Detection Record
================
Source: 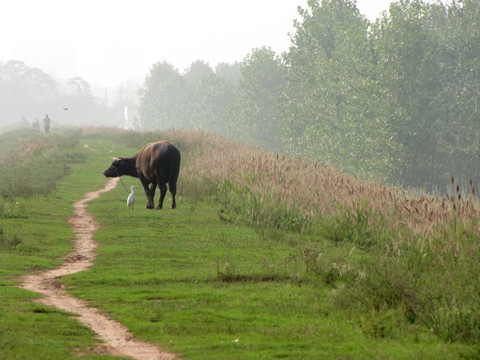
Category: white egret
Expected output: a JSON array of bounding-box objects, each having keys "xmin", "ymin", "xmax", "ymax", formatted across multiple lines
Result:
[{"xmin": 127, "ymin": 186, "xmax": 135, "ymax": 210}]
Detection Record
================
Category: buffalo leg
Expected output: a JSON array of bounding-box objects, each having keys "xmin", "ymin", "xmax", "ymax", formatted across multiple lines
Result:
[
  {"xmin": 149, "ymin": 183, "xmax": 157, "ymax": 206},
  {"xmin": 157, "ymin": 183, "xmax": 167, "ymax": 209},
  {"xmin": 169, "ymin": 183, "xmax": 177, "ymax": 209},
  {"xmin": 139, "ymin": 176, "xmax": 154, "ymax": 209}
]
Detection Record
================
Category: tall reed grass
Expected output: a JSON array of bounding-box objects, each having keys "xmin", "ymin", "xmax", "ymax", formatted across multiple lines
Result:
[{"xmin": 169, "ymin": 130, "xmax": 479, "ymax": 245}]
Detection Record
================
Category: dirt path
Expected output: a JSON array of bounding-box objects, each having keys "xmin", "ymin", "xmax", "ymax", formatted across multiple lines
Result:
[{"xmin": 20, "ymin": 178, "xmax": 176, "ymax": 360}]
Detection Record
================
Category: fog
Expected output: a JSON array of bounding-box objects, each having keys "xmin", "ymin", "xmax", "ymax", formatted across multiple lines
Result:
[
  {"xmin": 0, "ymin": 1, "xmax": 393, "ymax": 130},
  {"xmin": 0, "ymin": 60, "xmax": 140, "ymax": 130},
  {"xmin": 10, "ymin": 0, "xmax": 473, "ymax": 193}
]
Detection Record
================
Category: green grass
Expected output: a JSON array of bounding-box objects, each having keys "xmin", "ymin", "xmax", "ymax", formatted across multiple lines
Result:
[
  {"xmin": 66, "ymin": 186, "xmax": 474, "ymax": 359},
  {"xmin": 0, "ymin": 127, "xmax": 478, "ymax": 359},
  {"xmin": 0, "ymin": 129, "xmax": 129, "ymax": 359}
]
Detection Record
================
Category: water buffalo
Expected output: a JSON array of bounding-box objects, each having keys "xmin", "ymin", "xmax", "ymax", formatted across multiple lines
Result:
[{"xmin": 103, "ymin": 141, "xmax": 181, "ymax": 209}]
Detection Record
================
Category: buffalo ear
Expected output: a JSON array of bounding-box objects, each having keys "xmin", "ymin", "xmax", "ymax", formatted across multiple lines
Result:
[{"xmin": 112, "ymin": 157, "xmax": 125, "ymax": 166}]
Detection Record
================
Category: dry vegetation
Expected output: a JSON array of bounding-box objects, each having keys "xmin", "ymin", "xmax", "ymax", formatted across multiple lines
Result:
[
  {"xmin": 173, "ymin": 129, "xmax": 480, "ymax": 245},
  {"xmin": 153, "ymin": 129, "xmax": 479, "ymax": 344}
]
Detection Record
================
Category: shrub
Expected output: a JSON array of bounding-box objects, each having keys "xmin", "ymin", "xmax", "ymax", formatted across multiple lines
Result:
[
  {"xmin": 0, "ymin": 227, "xmax": 22, "ymax": 249},
  {"xmin": 0, "ymin": 128, "xmax": 83, "ymax": 197}
]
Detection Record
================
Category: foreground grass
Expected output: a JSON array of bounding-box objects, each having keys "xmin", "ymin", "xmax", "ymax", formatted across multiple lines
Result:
[
  {"xmin": 69, "ymin": 130, "xmax": 476, "ymax": 359},
  {"xmin": 70, "ymin": 189, "xmax": 473, "ymax": 359},
  {"xmin": 0, "ymin": 127, "xmax": 478, "ymax": 359},
  {"xmin": 0, "ymin": 129, "xmax": 128, "ymax": 359}
]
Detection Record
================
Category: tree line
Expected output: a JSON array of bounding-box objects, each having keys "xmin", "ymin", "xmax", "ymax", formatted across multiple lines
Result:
[{"xmin": 139, "ymin": 0, "xmax": 480, "ymax": 192}]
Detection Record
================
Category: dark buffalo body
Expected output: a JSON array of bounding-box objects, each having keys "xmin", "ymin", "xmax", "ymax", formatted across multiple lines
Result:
[{"xmin": 103, "ymin": 141, "xmax": 181, "ymax": 209}]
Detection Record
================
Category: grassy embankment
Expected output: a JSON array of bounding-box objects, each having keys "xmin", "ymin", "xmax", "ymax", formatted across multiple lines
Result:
[
  {"xmin": 0, "ymin": 127, "xmax": 123, "ymax": 359},
  {"xmin": 0, "ymin": 126, "xmax": 479, "ymax": 359}
]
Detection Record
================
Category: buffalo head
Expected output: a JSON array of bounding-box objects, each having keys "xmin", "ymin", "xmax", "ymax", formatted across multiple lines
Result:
[{"xmin": 103, "ymin": 157, "xmax": 137, "ymax": 177}]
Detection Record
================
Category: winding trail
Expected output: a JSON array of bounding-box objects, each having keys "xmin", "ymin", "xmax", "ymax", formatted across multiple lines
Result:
[{"xmin": 20, "ymin": 178, "xmax": 176, "ymax": 360}]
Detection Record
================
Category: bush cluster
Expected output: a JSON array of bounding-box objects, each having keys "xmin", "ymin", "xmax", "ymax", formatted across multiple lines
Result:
[{"xmin": 0, "ymin": 127, "xmax": 84, "ymax": 197}]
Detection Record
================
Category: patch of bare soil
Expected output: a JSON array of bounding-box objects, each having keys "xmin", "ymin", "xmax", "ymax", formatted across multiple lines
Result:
[{"xmin": 19, "ymin": 178, "xmax": 176, "ymax": 360}]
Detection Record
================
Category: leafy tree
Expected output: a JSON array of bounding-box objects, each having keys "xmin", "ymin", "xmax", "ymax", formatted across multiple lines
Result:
[
  {"xmin": 183, "ymin": 60, "xmax": 214, "ymax": 129},
  {"xmin": 215, "ymin": 62, "xmax": 242, "ymax": 86},
  {"xmin": 228, "ymin": 47, "xmax": 284, "ymax": 151},
  {"xmin": 138, "ymin": 61, "xmax": 187, "ymax": 130},
  {"xmin": 190, "ymin": 74, "xmax": 235, "ymax": 134},
  {"xmin": 280, "ymin": 0, "xmax": 385, "ymax": 178},
  {"xmin": 184, "ymin": 61, "xmax": 239, "ymax": 134},
  {"xmin": 139, "ymin": 60, "xmax": 237, "ymax": 133},
  {"xmin": 441, "ymin": 0, "xmax": 480, "ymax": 190},
  {"xmin": 67, "ymin": 76, "xmax": 92, "ymax": 96},
  {"xmin": 0, "ymin": 60, "xmax": 58, "ymax": 125},
  {"xmin": 371, "ymin": 0, "xmax": 449, "ymax": 188},
  {"xmin": 183, "ymin": 60, "xmax": 213, "ymax": 84},
  {"xmin": 59, "ymin": 76, "xmax": 107, "ymax": 125}
]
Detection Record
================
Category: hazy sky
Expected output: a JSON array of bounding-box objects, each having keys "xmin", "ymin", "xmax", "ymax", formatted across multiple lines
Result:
[{"xmin": 0, "ymin": 0, "xmax": 395, "ymax": 88}]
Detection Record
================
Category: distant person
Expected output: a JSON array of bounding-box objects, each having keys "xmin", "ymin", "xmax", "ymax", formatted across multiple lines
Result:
[
  {"xmin": 32, "ymin": 118, "xmax": 40, "ymax": 130},
  {"xmin": 43, "ymin": 114, "xmax": 51, "ymax": 133}
]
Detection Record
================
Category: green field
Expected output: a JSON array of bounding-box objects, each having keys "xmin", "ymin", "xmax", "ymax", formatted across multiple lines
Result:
[{"xmin": 0, "ymin": 127, "xmax": 478, "ymax": 359}]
